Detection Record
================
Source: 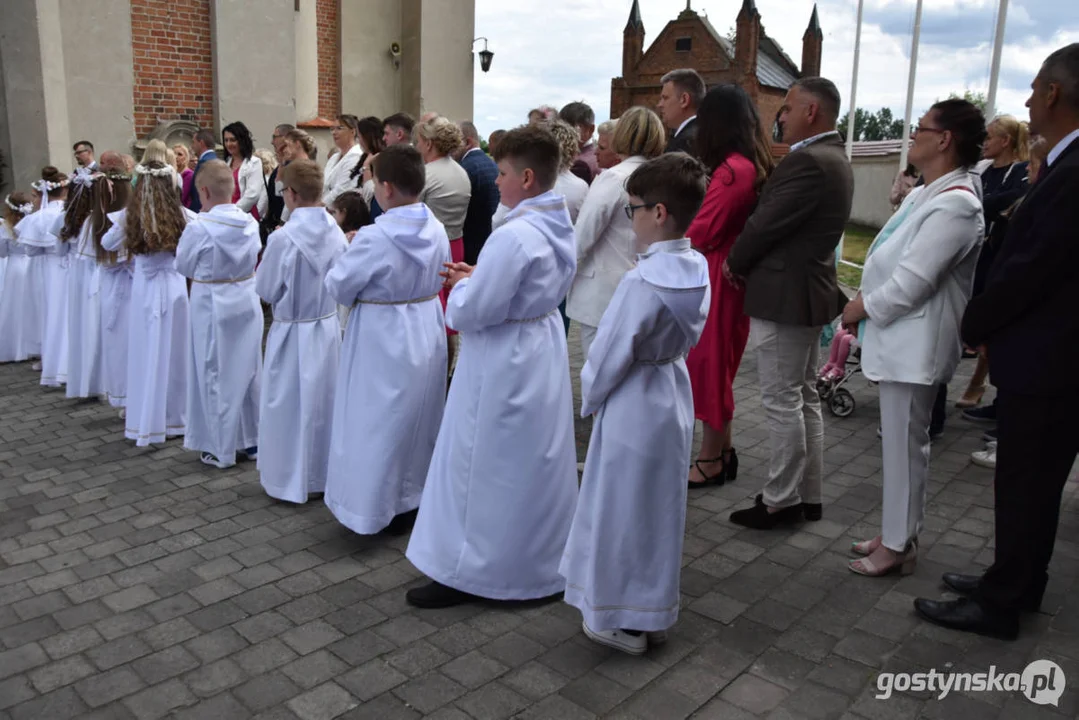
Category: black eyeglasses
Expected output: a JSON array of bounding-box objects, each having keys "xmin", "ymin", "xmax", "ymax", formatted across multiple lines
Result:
[{"xmin": 624, "ymin": 202, "xmax": 657, "ymax": 220}]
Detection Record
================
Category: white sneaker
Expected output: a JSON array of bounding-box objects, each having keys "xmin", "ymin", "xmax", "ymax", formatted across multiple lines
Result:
[
  {"xmin": 31, "ymin": 361, "xmax": 42, "ymax": 371},
  {"xmin": 118, "ymin": 408, "xmax": 126, "ymax": 420},
  {"xmin": 971, "ymin": 441, "xmax": 997, "ymax": 469},
  {"xmin": 581, "ymin": 621, "xmax": 646, "ymax": 655}
]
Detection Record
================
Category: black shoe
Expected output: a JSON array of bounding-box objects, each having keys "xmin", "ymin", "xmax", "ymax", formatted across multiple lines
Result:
[
  {"xmin": 962, "ymin": 405, "xmax": 997, "ymax": 424},
  {"xmin": 405, "ymin": 581, "xmax": 480, "ymax": 609},
  {"xmin": 689, "ymin": 456, "xmax": 728, "ymax": 489},
  {"xmin": 384, "ymin": 509, "xmax": 418, "ymax": 536},
  {"xmin": 982, "ymin": 427, "xmax": 997, "ymax": 443},
  {"xmin": 913, "ymin": 596, "xmax": 1018, "ymax": 640},
  {"xmin": 929, "ymin": 426, "xmax": 944, "ymax": 442},
  {"xmin": 725, "ymin": 448, "xmax": 738, "ymax": 482},
  {"xmin": 755, "ymin": 493, "xmax": 822, "ymax": 521},
  {"xmin": 941, "ymin": 573, "xmax": 1041, "ymax": 612},
  {"xmin": 730, "ymin": 502, "xmax": 803, "ymax": 529}
]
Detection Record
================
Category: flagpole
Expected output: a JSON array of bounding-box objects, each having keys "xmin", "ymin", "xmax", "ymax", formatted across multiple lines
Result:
[
  {"xmin": 845, "ymin": 0, "xmax": 864, "ymax": 160},
  {"xmin": 898, "ymin": 0, "xmax": 924, "ymax": 172},
  {"xmin": 985, "ymin": 0, "xmax": 1010, "ymax": 120}
]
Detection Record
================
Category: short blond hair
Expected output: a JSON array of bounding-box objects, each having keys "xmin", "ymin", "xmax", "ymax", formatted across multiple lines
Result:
[
  {"xmin": 612, "ymin": 107, "xmax": 666, "ymax": 159},
  {"xmin": 279, "ymin": 159, "xmax": 323, "ymax": 203},
  {"xmin": 195, "ymin": 159, "xmax": 234, "ymax": 201},
  {"xmin": 544, "ymin": 119, "xmax": 581, "ymax": 174},
  {"xmin": 414, "ymin": 116, "xmax": 464, "ymax": 157}
]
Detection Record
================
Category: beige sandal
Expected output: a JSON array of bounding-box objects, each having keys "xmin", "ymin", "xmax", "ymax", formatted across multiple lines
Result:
[{"xmin": 956, "ymin": 385, "xmax": 986, "ymax": 409}]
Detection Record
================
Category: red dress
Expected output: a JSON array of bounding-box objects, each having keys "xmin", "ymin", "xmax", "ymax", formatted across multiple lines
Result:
[{"xmin": 686, "ymin": 153, "xmax": 758, "ymax": 428}]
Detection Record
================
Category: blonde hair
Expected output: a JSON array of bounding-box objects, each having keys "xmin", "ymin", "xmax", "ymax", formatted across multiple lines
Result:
[
  {"xmin": 989, "ymin": 115, "xmax": 1031, "ymax": 162},
  {"xmin": 545, "ymin": 119, "xmax": 581, "ymax": 174},
  {"xmin": 414, "ymin": 116, "xmax": 464, "ymax": 157},
  {"xmin": 284, "ymin": 129, "xmax": 317, "ymax": 160},
  {"xmin": 125, "ymin": 161, "xmax": 187, "ymax": 255},
  {"xmin": 597, "ymin": 120, "xmax": 617, "ymax": 137},
  {"xmin": 172, "ymin": 144, "xmax": 191, "ymax": 171},
  {"xmin": 196, "ymin": 159, "xmax": 235, "ymax": 201},
  {"xmin": 611, "ymin": 107, "xmax": 666, "ymax": 159},
  {"xmin": 140, "ymin": 139, "xmax": 170, "ymax": 166},
  {"xmin": 253, "ymin": 148, "xmax": 277, "ymax": 176},
  {"xmin": 279, "ymin": 159, "xmax": 323, "ymax": 203}
]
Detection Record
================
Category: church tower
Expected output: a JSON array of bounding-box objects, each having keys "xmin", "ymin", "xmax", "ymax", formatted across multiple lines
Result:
[
  {"xmin": 622, "ymin": 0, "xmax": 645, "ymax": 81},
  {"xmin": 801, "ymin": 4, "xmax": 823, "ymax": 77}
]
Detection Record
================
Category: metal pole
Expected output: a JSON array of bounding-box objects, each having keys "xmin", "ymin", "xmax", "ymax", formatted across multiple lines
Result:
[
  {"xmin": 985, "ymin": 0, "xmax": 1010, "ymax": 120},
  {"xmin": 845, "ymin": 0, "xmax": 864, "ymax": 160},
  {"xmin": 898, "ymin": 0, "xmax": 924, "ymax": 172}
]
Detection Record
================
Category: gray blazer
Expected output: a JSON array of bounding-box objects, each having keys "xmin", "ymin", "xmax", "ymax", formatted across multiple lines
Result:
[{"xmin": 727, "ymin": 135, "xmax": 854, "ymax": 327}]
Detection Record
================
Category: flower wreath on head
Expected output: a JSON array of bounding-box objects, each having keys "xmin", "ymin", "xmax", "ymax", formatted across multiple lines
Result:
[
  {"xmin": 5, "ymin": 195, "xmax": 34, "ymax": 215},
  {"xmin": 70, "ymin": 167, "xmax": 97, "ymax": 193},
  {"xmin": 31, "ymin": 177, "xmax": 70, "ymax": 192},
  {"xmin": 134, "ymin": 164, "xmax": 175, "ymax": 178}
]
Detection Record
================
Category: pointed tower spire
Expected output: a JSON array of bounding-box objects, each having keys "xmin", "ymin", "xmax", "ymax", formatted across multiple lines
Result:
[
  {"xmin": 738, "ymin": 0, "xmax": 759, "ymax": 20},
  {"xmin": 801, "ymin": 3, "xmax": 824, "ymax": 77},
  {"xmin": 806, "ymin": 4, "xmax": 823, "ymax": 39},
  {"xmin": 624, "ymin": 0, "xmax": 644, "ymax": 33}
]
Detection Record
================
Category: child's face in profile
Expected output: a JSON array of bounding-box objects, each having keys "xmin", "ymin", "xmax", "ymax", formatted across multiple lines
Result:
[
  {"xmin": 495, "ymin": 159, "xmax": 529, "ymax": 210},
  {"xmin": 628, "ymin": 193, "xmax": 664, "ymax": 249}
]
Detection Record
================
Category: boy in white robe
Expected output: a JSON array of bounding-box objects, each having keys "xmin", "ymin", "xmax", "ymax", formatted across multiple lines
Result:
[
  {"xmin": 176, "ymin": 160, "xmax": 262, "ymax": 468},
  {"xmin": 324, "ymin": 146, "xmax": 450, "ymax": 533},
  {"xmin": 405, "ymin": 125, "xmax": 579, "ymax": 608},
  {"xmin": 560, "ymin": 154, "xmax": 711, "ymax": 655},
  {"xmin": 256, "ymin": 159, "xmax": 348, "ymax": 503}
]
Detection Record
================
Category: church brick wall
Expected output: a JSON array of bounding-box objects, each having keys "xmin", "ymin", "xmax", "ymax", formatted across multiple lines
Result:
[
  {"xmin": 130, "ymin": 0, "xmax": 214, "ymax": 137},
  {"xmin": 316, "ymin": 0, "xmax": 340, "ymax": 119}
]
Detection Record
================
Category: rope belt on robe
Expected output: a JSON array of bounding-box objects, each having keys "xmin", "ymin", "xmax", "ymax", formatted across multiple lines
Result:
[
  {"xmin": 191, "ymin": 272, "xmax": 256, "ymax": 284},
  {"xmin": 351, "ymin": 292, "xmax": 439, "ymax": 308},
  {"xmin": 101, "ymin": 262, "xmax": 134, "ymax": 330},
  {"xmin": 273, "ymin": 310, "xmax": 339, "ymax": 324},
  {"xmin": 637, "ymin": 354, "xmax": 684, "ymax": 366},
  {"xmin": 503, "ymin": 308, "xmax": 558, "ymax": 324}
]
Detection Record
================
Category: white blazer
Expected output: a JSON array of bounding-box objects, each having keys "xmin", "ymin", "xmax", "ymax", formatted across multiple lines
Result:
[
  {"xmin": 235, "ymin": 155, "xmax": 268, "ymax": 218},
  {"xmin": 323, "ymin": 144, "xmax": 363, "ymax": 205},
  {"xmin": 860, "ymin": 167, "xmax": 985, "ymax": 386},
  {"xmin": 564, "ymin": 155, "xmax": 646, "ymax": 328}
]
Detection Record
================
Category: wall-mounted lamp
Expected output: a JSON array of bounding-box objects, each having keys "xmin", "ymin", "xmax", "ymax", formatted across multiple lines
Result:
[{"xmin": 472, "ymin": 37, "xmax": 494, "ymax": 72}]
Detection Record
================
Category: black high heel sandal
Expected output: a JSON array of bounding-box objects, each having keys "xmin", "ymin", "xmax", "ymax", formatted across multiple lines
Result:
[
  {"xmin": 724, "ymin": 448, "xmax": 739, "ymax": 482},
  {"xmin": 688, "ymin": 457, "xmax": 728, "ymax": 489}
]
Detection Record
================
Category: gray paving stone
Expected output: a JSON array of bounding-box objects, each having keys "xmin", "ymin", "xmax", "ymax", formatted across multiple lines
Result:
[
  {"xmin": 392, "ymin": 670, "xmax": 467, "ymax": 714},
  {"xmin": 28, "ymin": 654, "xmax": 96, "ymax": 693},
  {"xmin": 0, "ymin": 676, "xmax": 36, "ymax": 711},
  {"xmin": 182, "ymin": 625, "xmax": 249, "ymax": 663},
  {"xmin": 120, "ymin": 678, "xmax": 196, "ymax": 720},
  {"xmin": 86, "ymin": 634, "xmax": 153, "ymax": 671},
  {"xmin": 235, "ymin": 638, "xmax": 300, "ymax": 676},
  {"xmin": 280, "ymin": 649, "xmax": 348, "ymax": 690},
  {"xmin": 73, "ymin": 666, "xmax": 146, "ymax": 708},
  {"xmin": 234, "ymin": 610, "xmax": 296, "ymax": 644},
  {"xmin": 182, "ymin": 657, "xmax": 248, "ymax": 697},
  {"xmin": 234, "ymin": 671, "xmax": 303, "ymax": 712},
  {"xmin": 720, "ymin": 673, "xmax": 789, "ymax": 715},
  {"xmin": 280, "ymin": 619, "xmax": 344, "ymax": 656},
  {"xmin": 286, "ymin": 681, "xmax": 358, "ymax": 720},
  {"xmin": 170, "ymin": 691, "xmax": 251, "ymax": 720},
  {"xmin": 337, "ymin": 658, "xmax": 409, "ymax": 702},
  {"xmin": 0, "ymin": 643, "xmax": 49, "ymax": 680},
  {"xmin": 9, "ymin": 686, "xmax": 88, "ymax": 720}
]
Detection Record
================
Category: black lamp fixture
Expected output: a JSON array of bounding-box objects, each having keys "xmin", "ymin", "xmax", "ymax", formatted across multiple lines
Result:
[{"xmin": 473, "ymin": 37, "xmax": 494, "ymax": 72}]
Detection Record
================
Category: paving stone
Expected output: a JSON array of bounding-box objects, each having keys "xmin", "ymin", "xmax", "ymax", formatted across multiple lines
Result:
[
  {"xmin": 28, "ymin": 654, "xmax": 96, "ymax": 693},
  {"xmin": 280, "ymin": 619, "xmax": 344, "ymax": 656},
  {"xmin": 453, "ymin": 681, "xmax": 531, "ymax": 719},
  {"xmin": 170, "ymin": 691, "xmax": 251, "ymax": 720},
  {"xmin": 280, "ymin": 649, "xmax": 349, "ymax": 690},
  {"xmin": 720, "ymin": 673, "xmax": 790, "ymax": 715},
  {"xmin": 183, "ymin": 657, "xmax": 248, "ymax": 697},
  {"xmin": 392, "ymin": 671, "xmax": 467, "ymax": 714},
  {"xmin": 0, "ymin": 676, "xmax": 36, "ymax": 711},
  {"xmin": 182, "ymin": 625, "xmax": 249, "ymax": 663},
  {"xmin": 73, "ymin": 666, "xmax": 146, "ymax": 708},
  {"xmin": 0, "ymin": 643, "xmax": 49, "ymax": 680},
  {"xmin": 384, "ymin": 639, "xmax": 454, "ymax": 677},
  {"xmin": 286, "ymin": 681, "xmax": 358, "ymax": 720},
  {"xmin": 234, "ymin": 671, "xmax": 303, "ymax": 712},
  {"xmin": 130, "ymin": 645, "xmax": 200, "ymax": 685},
  {"xmin": 121, "ymin": 678, "xmax": 197, "ymax": 720},
  {"xmin": 337, "ymin": 659, "xmax": 409, "ymax": 702},
  {"xmin": 9, "ymin": 686, "xmax": 88, "ymax": 720},
  {"xmin": 234, "ymin": 610, "xmax": 295, "ymax": 644},
  {"xmin": 235, "ymin": 638, "xmax": 300, "ymax": 676}
]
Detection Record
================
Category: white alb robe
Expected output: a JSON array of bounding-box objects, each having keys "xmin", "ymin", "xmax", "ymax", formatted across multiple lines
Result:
[
  {"xmin": 103, "ymin": 209, "xmax": 195, "ymax": 445},
  {"xmin": 0, "ymin": 223, "xmax": 43, "ymax": 362},
  {"xmin": 100, "ymin": 211, "xmax": 134, "ymax": 408},
  {"xmin": 323, "ymin": 203, "xmax": 450, "ymax": 534},
  {"xmin": 66, "ymin": 219, "xmax": 105, "ymax": 398},
  {"xmin": 256, "ymin": 207, "xmax": 347, "ymax": 503},
  {"xmin": 176, "ymin": 204, "xmax": 262, "ymax": 466},
  {"xmin": 406, "ymin": 191, "xmax": 579, "ymax": 600},
  {"xmin": 17, "ymin": 201, "xmax": 68, "ymax": 386},
  {"xmin": 560, "ymin": 238, "xmax": 710, "ymax": 632}
]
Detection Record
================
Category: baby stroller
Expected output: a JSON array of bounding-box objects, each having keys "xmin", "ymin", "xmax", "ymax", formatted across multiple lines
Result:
[{"xmin": 816, "ymin": 331, "xmax": 862, "ymax": 418}]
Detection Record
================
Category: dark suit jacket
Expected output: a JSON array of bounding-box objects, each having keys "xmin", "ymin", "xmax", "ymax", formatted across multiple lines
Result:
[
  {"xmin": 961, "ymin": 137, "xmax": 1079, "ymax": 396},
  {"xmin": 665, "ymin": 118, "xmax": 697, "ymax": 156},
  {"xmin": 188, "ymin": 150, "xmax": 217, "ymax": 213},
  {"xmin": 726, "ymin": 135, "xmax": 854, "ymax": 327},
  {"xmin": 458, "ymin": 148, "xmax": 500, "ymax": 265}
]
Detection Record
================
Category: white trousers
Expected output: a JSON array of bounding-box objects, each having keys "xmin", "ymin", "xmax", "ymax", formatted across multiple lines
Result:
[
  {"xmin": 879, "ymin": 381, "xmax": 935, "ymax": 552},
  {"xmin": 579, "ymin": 323, "xmax": 598, "ymax": 363},
  {"xmin": 752, "ymin": 319, "xmax": 824, "ymax": 508}
]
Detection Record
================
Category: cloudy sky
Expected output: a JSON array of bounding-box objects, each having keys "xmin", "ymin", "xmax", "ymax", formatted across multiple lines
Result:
[{"xmin": 471, "ymin": 0, "xmax": 1079, "ymax": 139}]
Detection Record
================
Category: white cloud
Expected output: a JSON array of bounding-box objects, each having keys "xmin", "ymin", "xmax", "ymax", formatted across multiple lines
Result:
[{"xmin": 471, "ymin": 0, "xmax": 1079, "ymax": 139}]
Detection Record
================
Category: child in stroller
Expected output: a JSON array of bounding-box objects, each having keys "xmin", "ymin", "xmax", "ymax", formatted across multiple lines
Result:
[{"xmin": 817, "ymin": 325, "xmax": 861, "ymax": 417}]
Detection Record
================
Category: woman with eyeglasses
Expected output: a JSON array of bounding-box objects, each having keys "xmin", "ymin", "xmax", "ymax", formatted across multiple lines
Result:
[
  {"xmin": 565, "ymin": 106, "xmax": 666, "ymax": 358},
  {"xmin": 323, "ymin": 114, "xmax": 364, "ymax": 206},
  {"xmin": 840, "ymin": 99, "xmax": 987, "ymax": 577}
]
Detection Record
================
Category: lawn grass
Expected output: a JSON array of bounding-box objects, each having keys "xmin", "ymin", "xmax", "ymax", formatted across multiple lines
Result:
[{"xmin": 837, "ymin": 223, "xmax": 878, "ymax": 289}]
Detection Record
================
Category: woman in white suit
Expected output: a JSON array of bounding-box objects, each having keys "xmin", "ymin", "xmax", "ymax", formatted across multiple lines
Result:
[
  {"xmin": 841, "ymin": 99, "xmax": 988, "ymax": 576},
  {"xmin": 223, "ymin": 121, "xmax": 268, "ymax": 220},
  {"xmin": 565, "ymin": 107, "xmax": 666, "ymax": 357},
  {"xmin": 323, "ymin": 114, "xmax": 364, "ymax": 206}
]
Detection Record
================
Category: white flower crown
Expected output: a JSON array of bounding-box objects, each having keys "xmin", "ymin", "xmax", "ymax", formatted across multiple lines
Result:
[
  {"xmin": 5, "ymin": 195, "xmax": 34, "ymax": 215},
  {"xmin": 71, "ymin": 168, "xmax": 97, "ymax": 188},
  {"xmin": 31, "ymin": 178, "xmax": 69, "ymax": 192},
  {"xmin": 135, "ymin": 164, "xmax": 175, "ymax": 178}
]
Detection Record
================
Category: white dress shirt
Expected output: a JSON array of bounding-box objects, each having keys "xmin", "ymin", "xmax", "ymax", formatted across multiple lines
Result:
[
  {"xmin": 675, "ymin": 115, "xmax": 697, "ymax": 138},
  {"xmin": 1047, "ymin": 128, "xmax": 1079, "ymax": 167},
  {"xmin": 789, "ymin": 130, "xmax": 840, "ymax": 152}
]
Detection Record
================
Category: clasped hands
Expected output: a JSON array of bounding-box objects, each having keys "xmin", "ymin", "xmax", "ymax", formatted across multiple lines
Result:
[
  {"xmin": 440, "ymin": 262, "xmax": 473, "ymax": 289},
  {"xmin": 721, "ymin": 260, "xmax": 743, "ymax": 289},
  {"xmin": 841, "ymin": 292, "xmax": 867, "ymax": 334}
]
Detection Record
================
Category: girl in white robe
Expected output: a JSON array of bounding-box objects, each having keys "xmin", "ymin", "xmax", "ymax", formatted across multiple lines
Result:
[
  {"xmin": 256, "ymin": 206, "xmax": 347, "ymax": 503},
  {"xmin": 176, "ymin": 194, "xmax": 263, "ymax": 469},
  {"xmin": 61, "ymin": 170, "xmax": 105, "ymax": 399},
  {"xmin": 100, "ymin": 210, "xmax": 134, "ymax": 410},
  {"xmin": 560, "ymin": 238, "xmax": 710, "ymax": 651},
  {"xmin": 323, "ymin": 201, "xmax": 450, "ymax": 534},
  {"xmin": 102, "ymin": 162, "xmax": 193, "ymax": 446},
  {"xmin": 0, "ymin": 194, "xmax": 43, "ymax": 363},
  {"xmin": 406, "ymin": 189, "xmax": 579, "ymax": 605}
]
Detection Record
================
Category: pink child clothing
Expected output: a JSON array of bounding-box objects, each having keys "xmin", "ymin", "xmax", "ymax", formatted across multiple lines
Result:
[{"xmin": 820, "ymin": 327, "xmax": 856, "ymax": 380}]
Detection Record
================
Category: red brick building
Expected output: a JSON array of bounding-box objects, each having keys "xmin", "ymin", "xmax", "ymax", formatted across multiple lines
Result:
[{"xmin": 612, "ymin": 0, "xmax": 824, "ymax": 144}]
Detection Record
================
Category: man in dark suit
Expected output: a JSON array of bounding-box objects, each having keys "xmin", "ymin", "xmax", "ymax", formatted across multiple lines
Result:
[
  {"xmin": 724, "ymin": 77, "xmax": 854, "ymax": 530},
  {"xmin": 455, "ymin": 121, "xmax": 500, "ymax": 265},
  {"xmin": 187, "ymin": 128, "xmax": 218, "ymax": 213},
  {"xmin": 914, "ymin": 44, "xmax": 1079, "ymax": 641},
  {"xmin": 658, "ymin": 68, "xmax": 704, "ymax": 156}
]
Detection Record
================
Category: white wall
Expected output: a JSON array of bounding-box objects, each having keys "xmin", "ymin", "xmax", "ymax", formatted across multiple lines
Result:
[
  {"xmin": 0, "ymin": 0, "xmax": 55, "ymax": 190},
  {"xmin": 850, "ymin": 155, "xmax": 901, "ymax": 229},
  {"xmin": 418, "ymin": 0, "xmax": 474, "ymax": 122},
  {"xmin": 340, "ymin": 0, "xmax": 402, "ymax": 120}
]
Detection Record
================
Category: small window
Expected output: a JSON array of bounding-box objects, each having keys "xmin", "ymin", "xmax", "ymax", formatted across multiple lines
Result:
[{"xmin": 675, "ymin": 37, "xmax": 692, "ymax": 52}]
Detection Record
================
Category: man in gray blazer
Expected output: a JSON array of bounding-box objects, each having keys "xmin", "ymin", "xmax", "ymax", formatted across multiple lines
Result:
[{"xmin": 725, "ymin": 77, "xmax": 854, "ymax": 530}]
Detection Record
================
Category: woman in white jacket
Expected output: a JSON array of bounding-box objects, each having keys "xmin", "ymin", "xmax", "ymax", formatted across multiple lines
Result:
[
  {"xmin": 223, "ymin": 121, "xmax": 268, "ymax": 220},
  {"xmin": 841, "ymin": 99, "xmax": 987, "ymax": 577},
  {"xmin": 323, "ymin": 114, "xmax": 364, "ymax": 206},
  {"xmin": 564, "ymin": 106, "xmax": 666, "ymax": 357}
]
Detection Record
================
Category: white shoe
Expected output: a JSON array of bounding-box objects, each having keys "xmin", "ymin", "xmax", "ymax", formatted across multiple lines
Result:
[
  {"xmin": 647, "ymin": 630, "xmax": 668, "ymax": 646},
  {"xmin": 31, "ymin": 361, "xmax": 42, "ymax": 371},
  {"xmin": 581, "ymin": 621, "xmax": 646, "ymax": 655},
  {"xmin": 971, "ymin": 441, "xmax": 997, "ymax": 469},
  {"xmin": 118, "ymin": 408, "xmax": 126, "ymax": 420}
]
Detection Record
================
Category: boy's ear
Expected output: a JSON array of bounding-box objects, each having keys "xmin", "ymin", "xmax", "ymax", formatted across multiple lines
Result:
[
  {"xmin": 655, "ymin": 201, "xmax": 670, "ymax": 226},
  {"xmin": 522, "ymin": 168, "xmax": 535, "ymax": 190}
]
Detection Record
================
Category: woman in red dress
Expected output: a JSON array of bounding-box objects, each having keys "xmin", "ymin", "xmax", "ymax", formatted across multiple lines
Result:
[{"xmin": 687, "ymin": 85, "xmax": 776, "ymax": 488}]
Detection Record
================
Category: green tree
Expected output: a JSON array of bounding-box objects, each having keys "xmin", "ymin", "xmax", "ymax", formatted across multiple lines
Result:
[
  {"xmin": 945, "ymin": 90, "xmax": 988, "ymax": 114},
  {"xmin": 838, "ymin": 107, "xmax": 908, "ymax": 142}
]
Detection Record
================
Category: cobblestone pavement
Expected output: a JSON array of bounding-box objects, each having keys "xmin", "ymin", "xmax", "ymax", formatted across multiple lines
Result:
[{"xmin": 1, "ymin": 325, "xmax": 1077, "ymax": 720}]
